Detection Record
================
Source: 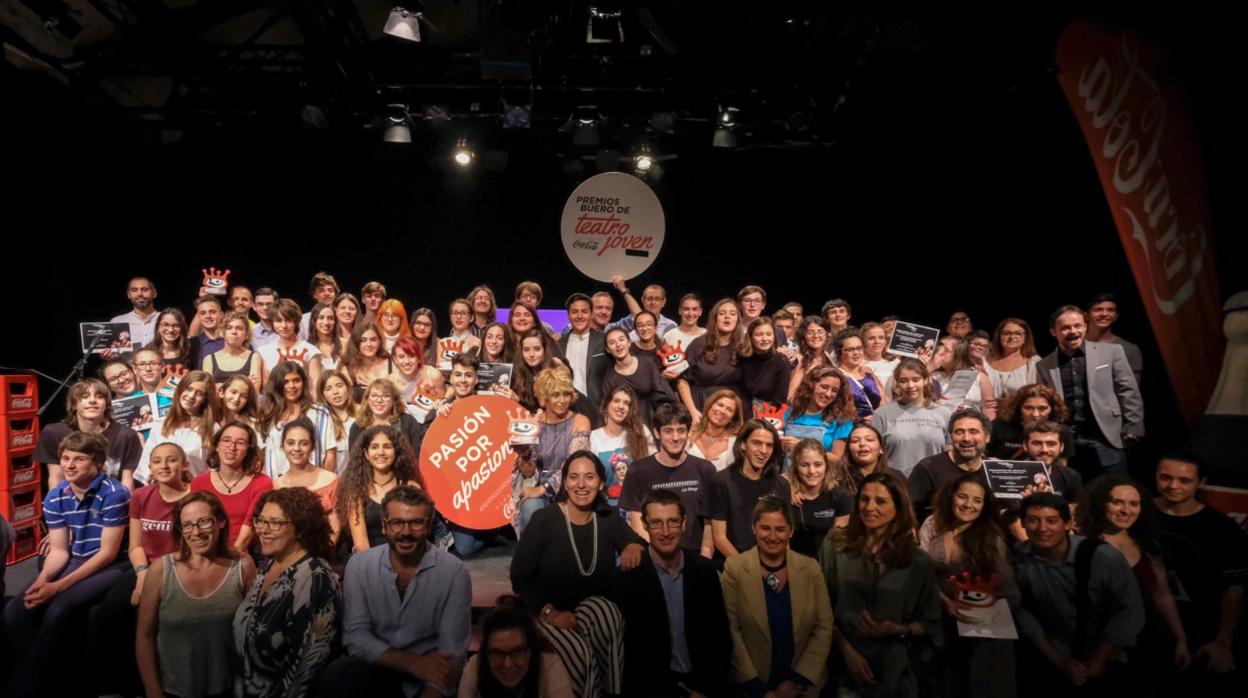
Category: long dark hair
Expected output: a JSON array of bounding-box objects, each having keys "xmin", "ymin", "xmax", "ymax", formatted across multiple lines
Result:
[
  {"xmin": 553, "ymin": 451, "xmax": 613, "ymax": 515},
  {"xmin": 476, "ymin": 596, "xmax": 552, "ymax": 698},
  {"xmin": 931, "ymin": 473, "xmax": 1008, "ymax": 575},
  {"xmin": 257, "ymin": 361, "xmax": 313, "ymax": 433},
  {"xmin": 1077, "ymin": 474, "xmax": 1161, "ymax": 555},
  {"xmin": 207, "ymin": 420, "xmax": 262, "ymax": 475},
  {"xmin": 335, "ymin": 424, "xmax": 425, "ymax": 529},
  {"xmin": 833, "ymin": 472, "xmax": 919, "ymax": 568},
  {"xmin": 599, "ymin": 385, "xmax": 651, "ymax": 461},
  {"xmin": 730, "ymin": 419, "xmax": 784, "ymax": 479}
]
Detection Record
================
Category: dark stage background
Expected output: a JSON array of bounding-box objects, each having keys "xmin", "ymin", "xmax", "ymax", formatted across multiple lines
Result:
[{"xmin": 3, "ymin": 8, "xmax": 1243, "ymax": 461}]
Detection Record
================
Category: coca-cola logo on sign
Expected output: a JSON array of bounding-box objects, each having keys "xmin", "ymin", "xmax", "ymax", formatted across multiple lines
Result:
[
  {"xmin": 12, "ymin": 434, "xmax": 34, "ymax": 448},
  {"xmin": 9, "ymin": 397, "xmax": 33, "ymax": 410}
]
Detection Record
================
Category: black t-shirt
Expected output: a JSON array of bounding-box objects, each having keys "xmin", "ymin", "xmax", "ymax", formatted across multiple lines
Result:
[
  {"xmin": 617, "ymin": 454, "xmax": 716, "ymax": 551},
  {"xmin": 791, "ymin": 489, "xmax": 853, "ymax": 557},
  {"xmin": 708, "ymin": 467, "xmax": 791, "ymax": 557},
  {"xmin": 987, "ymin": 419, "xmax": 1076, "ymax": 460},
  {"xmin": 906, "ymin": 453, "xmax": 988, "ymax": 521},
  {"xmin": 1155, "ymin": 506, "xmax": 1248, "ymax": 644},
  {"xmin": 34, "ymin": 421, "xmax": 143, "ymax": 480}
]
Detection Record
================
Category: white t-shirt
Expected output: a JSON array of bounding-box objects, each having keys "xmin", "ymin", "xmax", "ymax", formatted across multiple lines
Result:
[
  {"xmin": 258, "ymin": 340, "xmax": 322, "ymax": 374},
  {"xmin": 688, "ymin": 435, "xmax": 737, "ymax": 471},
  {"xmin": 262, "ymin": 404, "xmax": 338, "ymax": 479},
  {"xmin": 663, "ymin": 327, "xmax": 707, "ymax": 351},
  {"xmin": 135, "ymin": 424, "xmax": 212, "ymax": 482}
]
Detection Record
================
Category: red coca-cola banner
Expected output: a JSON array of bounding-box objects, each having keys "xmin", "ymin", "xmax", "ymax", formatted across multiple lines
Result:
[{"xmin": 1055, "ymin": 20, "xmax": 1222, "ymax": 424}]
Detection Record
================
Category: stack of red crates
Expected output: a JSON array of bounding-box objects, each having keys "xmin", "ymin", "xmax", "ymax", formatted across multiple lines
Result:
[{"xmin": 2, "ymin": 374, "xmax": 41, "ymax": 565}]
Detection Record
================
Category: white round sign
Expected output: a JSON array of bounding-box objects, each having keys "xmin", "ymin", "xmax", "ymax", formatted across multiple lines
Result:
[{"xmin": 560, "ymin": 172, "xmax": 665, "ymax": 282}]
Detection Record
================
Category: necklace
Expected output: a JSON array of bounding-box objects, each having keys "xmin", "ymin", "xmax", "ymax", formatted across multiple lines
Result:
[
  {"xmin": 217, "ymin": 469, "xmax": 246, "ymax": 493},
  {"xmin": 372, "ymin": 473, "xmax": 396, "ymax": 491},
  {"xmin": 760, "ymin": 556, "xmax": 787, "ymax": 591},
  {"xmin": 562, "ymin": 503, "xmax": 598, "ymax": 577}
]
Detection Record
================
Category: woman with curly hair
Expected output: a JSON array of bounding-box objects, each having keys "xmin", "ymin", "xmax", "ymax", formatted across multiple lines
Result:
[
  {"xmin": 787, "ymin": 316, "xmax": 836, "ymax": 400},
  {"xmin": 987, "ymin": 383, "xmax": 1074, "ymax": 461},
  {"xmin": 820, "ymin": 472, "xmax": 942, "ymax": 698},
  {"xmin": 783, "ymin": 365, "xmax": 856, "ymax": 462},
  {"xmin": 1078, "ymin": 475, "xmax": 1191, "ymax": 673},
  {"xmin": 919, "ymin": 472, "xmax": 1019, "ymax": 698},
  {"xmin": 336, "ymin": 424, "xmax": 426, "ymax": 553},
  {"xmin": 234, "ymin": 487, "xmax": 341, "ymax": 698}
]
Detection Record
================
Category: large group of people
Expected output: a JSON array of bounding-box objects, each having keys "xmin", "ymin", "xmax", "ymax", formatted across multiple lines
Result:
[{"xmin": 0, "ymin": 270, "xmax": 1242, "ymax": 698}]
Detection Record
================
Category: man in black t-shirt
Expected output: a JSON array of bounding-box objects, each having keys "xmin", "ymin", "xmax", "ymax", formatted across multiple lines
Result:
[
  {"xmin": 907, "ymin": 408, "xmax": 991, "ymax": 521},
  {"xmin": 34, "ymin": 378, "xmax": 142, "ymax": 490},
  {"xmin": 1153, "ymin": 454, "xmax": 1248, "ymax": 682},
  {"xmin": 708, "ymin": 419, "xmax": 791, "ymax": 560},
  {"xmin": 619, "ymin": 402, "xmax": 715, "ymax": 556}
]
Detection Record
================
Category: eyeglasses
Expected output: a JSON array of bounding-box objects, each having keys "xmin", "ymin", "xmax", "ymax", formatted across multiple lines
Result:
[
  {"xmin": 252, "ymin": 516, "xmax": 291, "ymax": 531},
  {"xmin": 219, "ymin": 437, "xmax": 249, "ymax": 449},
  {"xmin": 384, "ymin": 518, "xmax": 431, "ymax": 532},
  {"xmin": 180, "ymin": 517, "xmax": 218, "ymax": 533},
  {"xmin": 487, "ymin": 646, "xmax": 531, "ymax": 663},
  {"xmin": 412, "ymin": 320, "xmax": 433, "ymax": 329},
  {"xmin": 451, "ymin": 310, "xmax": 470, "ymax": 317},
  {"xmin": 840, "ymin": 346, "xmax": 865, "ymax": 354},
  {"xmin": 645, "ymin": 518, "xmax": 685, "ymax": 532},
  {"xmin": 105, "ymin": 373, "xmax": 133, "ymax": 386}
]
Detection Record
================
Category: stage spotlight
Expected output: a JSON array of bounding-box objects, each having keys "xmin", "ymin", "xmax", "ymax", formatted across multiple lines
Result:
[
  {"xmin": 634, "ymin": 141, "xmax": 655, "ymax": 173},
  {"xmin": 452, "ymin": 136, "xmax": 474, "ymax": 166},
  {"xmin": 718, "ymin": 105, "xmax": 739, "ymax": 127},
  {"xmin": 384, "ymin": 6, "xmax": 423, "ymax": 42},
  {"xmin": 384, "ymin": 104, "xmax": 411, "ymax": 143}
]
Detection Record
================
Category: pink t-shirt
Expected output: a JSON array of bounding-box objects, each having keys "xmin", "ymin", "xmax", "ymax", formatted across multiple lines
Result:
[{"xmin": 129, "ymin": 484, "xmax": 182, "ymax": 561}]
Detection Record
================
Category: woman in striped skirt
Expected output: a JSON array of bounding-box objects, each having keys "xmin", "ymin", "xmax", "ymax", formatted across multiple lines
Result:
[{"xmin": 510, "ymin": 451, "xmax": 646, "ymax": 697}]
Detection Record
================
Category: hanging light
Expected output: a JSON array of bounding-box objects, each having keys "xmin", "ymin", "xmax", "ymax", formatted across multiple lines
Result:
[
  {"xmin": 383, "ymin": 104, "xmax": 411, "ymax": 143},
  {"xmin": 384, "ymin": 6, "xmax": 423, "ymax": 42}
]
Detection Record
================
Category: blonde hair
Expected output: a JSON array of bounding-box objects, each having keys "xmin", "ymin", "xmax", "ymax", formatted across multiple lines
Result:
[{"xmin": 533, "ymin": 365, "xmax": 575, "ymax": 405}]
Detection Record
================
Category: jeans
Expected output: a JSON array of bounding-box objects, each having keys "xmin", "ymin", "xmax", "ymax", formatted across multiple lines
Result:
[{"xmin": 1072, "ymin": 435, "xmax": 1128, "ymax": 476}]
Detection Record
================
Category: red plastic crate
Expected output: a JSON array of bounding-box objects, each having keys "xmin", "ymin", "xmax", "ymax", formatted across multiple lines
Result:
[
  {"xmin": 5, "ymin": 517, "xmax": 41, "ymax": 565},
  {"xmin": 0, "ymin": 484, "xmax": 41, "ymax": 526},
  {"xmin": 2, "ymin": 452, "xmax": 38, "ymax": 490},
  {"xmin": 0, "ymin": 415, "xmax": 38, "ymax": 455},
  {"xmin": 0, "ymin": 374, "xmax": 38, "ymax": 416}
]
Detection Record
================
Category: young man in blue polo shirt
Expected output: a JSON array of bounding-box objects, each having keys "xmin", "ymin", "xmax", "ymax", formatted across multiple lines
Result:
[{"xmin": 3, "ymin": 431, "xmax": 131, "ymax": 697}]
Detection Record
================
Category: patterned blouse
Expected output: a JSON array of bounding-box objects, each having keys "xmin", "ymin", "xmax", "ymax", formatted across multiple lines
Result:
[{"xmin": 233, "ymin": 554, "xmax": 341, "ymax": 698}]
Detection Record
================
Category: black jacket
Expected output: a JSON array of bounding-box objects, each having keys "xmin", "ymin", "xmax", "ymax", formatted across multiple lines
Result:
[
  {"xmin": 617, "ymin": 550, "xmax": 732, "ymax": 697},
  {"xmin": 558, "ymin": 328, "xmax": 611, "ymax": 408}
]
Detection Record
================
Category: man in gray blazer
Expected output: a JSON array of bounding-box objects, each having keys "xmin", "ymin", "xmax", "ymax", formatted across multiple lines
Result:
[
  {"xmin": 558, "ymin": 293, "xmax": 610, "ymax": 408},
  {"xmin": 1037, "ymin": 305, "xmax": 1144, "ymax": 475}
]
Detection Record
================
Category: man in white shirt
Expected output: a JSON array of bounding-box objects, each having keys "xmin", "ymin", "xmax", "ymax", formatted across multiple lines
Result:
[
  {"xmin": 110, "ymin": 277, "xmax": 159, "ymax": 347},
  {"xmin": 558, "ymin": 293, "xmax": 609, "ymax": 407}
]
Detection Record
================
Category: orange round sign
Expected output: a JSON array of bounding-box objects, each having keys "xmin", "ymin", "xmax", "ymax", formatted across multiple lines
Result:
[{"xmin": 418, "ymin": 394, "xmax": 519, "ymax": 530}]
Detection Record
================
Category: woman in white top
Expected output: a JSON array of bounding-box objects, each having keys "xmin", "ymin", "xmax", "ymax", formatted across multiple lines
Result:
[
  {"xmin": 862, "ymin": 321, "xmax": 900, "ymax": 389},
  {"xmin": 589, "ymin": 385, "xmax": 656, "ymax": 505},
  {"xmin": 687, "ymin": 388, "xmax": 745, "ymax": 471},
  {"xmin": 984, "ymin": 317, "xmax": 1039, "ymax": 401},
  {"xmin": 662, "ymin": 293, "xmax": 707, "ymax": 350},
  {"xmin": 309, "ymin": 302, "xmax": 342, "ymax": 371},
  {"xmin": 138, "ymin": 370, "xmax": 218, "ymax": 481},
  {"xmin": 257, "ymin": 298, "xmax": 323, "ymax": 389},
  {"xmin": 931, "ymin": 337, "xmax": 996, "ymax": 419},
  {"xmin": 317, "ymin": 368, "xmax": 357, "ymax": 468}
]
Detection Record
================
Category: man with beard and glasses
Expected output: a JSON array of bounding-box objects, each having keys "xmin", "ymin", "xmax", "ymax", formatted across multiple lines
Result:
[
  {"xmin": 906, "ymin": 408, "xmax": 992, "ymax": 522},
  {"xmin": 324, "ymin": 486, "xmax": 472, "ymax": 697}
]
